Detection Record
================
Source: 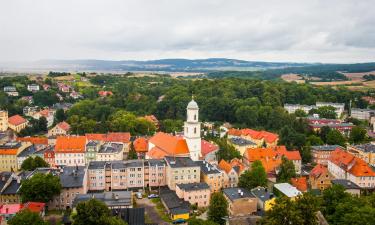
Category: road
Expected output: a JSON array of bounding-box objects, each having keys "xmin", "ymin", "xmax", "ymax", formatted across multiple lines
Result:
[{"xmin": 137, "ymin": 197, "xmax": 171, "ymax": 225}]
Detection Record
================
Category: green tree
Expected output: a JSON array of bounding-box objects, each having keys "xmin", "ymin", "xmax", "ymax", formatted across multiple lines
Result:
[
  {"xmin": 310, "ymin": 106, "xmax": 337, "ymax": 119},
  {"xmin": 238, "ymin": 160, "xmax": 267, "ymax": 190},
  {"xmin": 326, "ymin": 130, "xmax": 346, "ymax": 146},
  {"xmin": 208, "ymin": 192, "xmax": 228, "ymax": 225},
  {"xmin": 235, "ymin": 105, "xmax": 259, "ymax": 127},
  {"xmin": 160, "ymin": 119, "xmax": 183, "ymax": 133},
  {"xmin": 277, "ymin": 157, "xmax": 296, "ymax": 183},
  {"xmin": 349, "ymin": 126, "xmax": 367, "ymax": 144},
  {"xmin": 321, "ymin": 184, "xmax": 351, "ymax": 219},
  {"xmin": 294, "ymin": 109, "xmax": 307, "ymax": 117},
  {"xmin": 127, "ymin": 143, "xmax": 138, "ymax": 160},
  {"xmin": 55, "ymin": 108, "xmax": 67, "ymax": 123},
  {"xmin": 188, "ymin": 218, "xmax": 218, "ymax": 225},
  {"xmin": 72, "ymin": 199, "xmax": 127, "ymax": 225},
  {"xmin": 300, "ymin": 145, "xmax": 312, "ymax": 163},
  {"xmin": 8, "ymin": 209, "xmax": 47, "ymax": 225},
  {"xmin": 306, "ymin": 135, "xmax": 324, "ymax": 146},
  {"xmin": 21, "ymin": 156, "xmax": 49, "ymax": 171},
  {"xmin": 215, "ymin": 138, "xmax": 241, "ymax": 161},
  {"xmin": 319, "ymin": 126, "xmax": 331, "ymax": 143},
  {"xmin": 19, "ymin": 173, "xmax": 61, "ymax": 203}
]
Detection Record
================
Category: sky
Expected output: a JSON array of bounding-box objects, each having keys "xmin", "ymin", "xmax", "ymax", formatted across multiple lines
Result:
[{"xmin": 0, "ymin": 0, "xmax": 374, "ymax": 63}]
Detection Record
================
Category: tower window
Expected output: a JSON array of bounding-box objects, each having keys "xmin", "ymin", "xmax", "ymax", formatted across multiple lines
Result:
[
  {"xmin": 194, "ymin": 114, "xmax": 197, "ymax": 120},
  {"xmin": 194, "ymin": 128, "xmax": 197, "ymax": 134}
]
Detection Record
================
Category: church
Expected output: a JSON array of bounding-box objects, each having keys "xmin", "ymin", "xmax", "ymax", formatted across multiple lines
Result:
[{"xmin": 146, "ymin": 98, "xmax": 218, "ymax": 161}]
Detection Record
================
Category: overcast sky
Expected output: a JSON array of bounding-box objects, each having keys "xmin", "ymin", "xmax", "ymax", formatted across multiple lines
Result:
[{"xmin": 0, "ymin": 0, "xmax": 374, "ymax": 63}]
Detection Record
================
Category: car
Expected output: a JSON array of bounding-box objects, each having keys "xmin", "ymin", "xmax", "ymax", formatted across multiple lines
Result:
[
  {"xmin": 172, "ymin": 219, "xmax": 186, "ymax": 224},
  {"xmin": 148, "ymin": 194, "xmax": 159, "ymax": 199},
  {"xmin": 136, "ymin": 192, "xmax": 143, "ymax": 199}
]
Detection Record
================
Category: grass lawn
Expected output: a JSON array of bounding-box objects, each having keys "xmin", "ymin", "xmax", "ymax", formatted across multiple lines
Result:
[{"xmin": 151, "ymin": 198, "xmax": 172, "ymax": 222}]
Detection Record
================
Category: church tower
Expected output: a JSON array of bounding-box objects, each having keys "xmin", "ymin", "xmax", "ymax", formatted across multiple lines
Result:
[{"xmin": 184, "ymin": 97, "xmax": 201, "ymax": 161}]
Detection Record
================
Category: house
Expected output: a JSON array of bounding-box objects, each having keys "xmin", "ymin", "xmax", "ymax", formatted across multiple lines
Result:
[
  {"xmin": 0, "ymin": 171, "xmax": 31, "ymax": 204},
  {"xmin": 32, "ymin": 109, "xmax": 55, "ymax": 127},
  {"xmin": 160, "ymin": 188, "xmax": 190, "ymax": 221},
  {"xmin": 8, "ymin": 115, "xmax": 28, "ymax": 133},
  {"xmin": 200, "ymin": 140, "xmax": 219, "ymax": 162},
  {"xmin": 57, "ymin": 83, "xmax": 72, "ymax": 93},
  {"xmin": 273, "ymin": 183, "xmax": 302, "ymax": 200},
  {"xmin": 133, "ymin": 137, "xmax": 148, "ymax": 159},
  {"xmin": 3, "ymin": 87, "xmax": 18, "ymax": 97},
  {"xmin": 196, "ymin": 160, "xmax": 225, "ymax": 192},
  {"xmin": 0, "ymin": 110, "xmax": 8, "ymax": 132},
  {"xmin": 251, "ymin": 187, "xmax": 276, "ymax": 211},
  {"xmin": 227, "ymin": 128, "xmax": 279, "ymax": 147},
  {"xmin": 16, "ymin": 145, "xmax": 38, "ymax": 169},
  {"xmin": 147, "ymin": 132, "xmax": 190, "ymax": 159},
  {"xmin": 85, "ymin": 140, "xmax": 100, "ymax": 164},
  {"xmin": 0, "ymin": 202, "xmax": 45, "ymax": 222},
  {"xmin": 27, "ymin": 84, "xmax": 40, "ymax": 92},
  {"xmin": 165, "ymin": 156, "xmax": 200, "ymax": 190},
  {"xmin": 0, "ymin": 142, "xmax": 32, "ymax": 172},
  {"xmin": 23, "ymin": 106, "xmax": 39, "ymax": 116},
  {"xmin": 347, "ymin": 143, "xmax": 375, "ymax": 166},
  {"xmin": 331, "ymin": 179, "xmax": 361, "ymax": 196},
  {"xmin": 20, "ymin": 96, "xmax": 33, "ymax": 104},
  {"xmin": 54, "ymin": 136, "xmax": 87, "ymax": 167},
  {"xmin": 309, "ymin": 164, "xmax": 333, "ymax": 191},
  {"xmin": 328, "ymin": 149, "xmax": 375, "ymax": 188},
  {"xmin": 98, "ymin": 91, "xmax": 113, "ymax": 97},
  {"xmin": 361, "ymin": 96, "xmax": 375, "ymax": 105},
  {"xmin": 176, "ymin": 182, "xmax": 211, "ymax": 208},
  {"xmin": 351, "ymin": 108, "xmax": 375, "ymax": 120},
  {"xmin": 218, "ymin": 160, "xmax": 239, "ymax": 188},
  {"xmin": 290, "ymin": 177, "xmax": 308, "ymax": 192},
  {"xmin": 311, "ymin": 145, "xmax": 344, "ymax": 165},
  {"xmin": 96, "ymin": 142, "xmax": 124, "ymax": 161},
  {"xmin": 86, "ymin": 132, "xmax": 131, "ymax": 153},
  {"xmin": 228, "ymin": 137, "xmax": 257, "ymax": 156},
  {"xmin": 223, "ymin": 187, "xmax": 258, "ymax": 216},
  {"xmin": 16, "ymin": 137, "xmax": 48, "ymax": 146},
  {"xmin": 69, "ymin": 91, "xmax": 82, "ymax": 99},
  {"xmin": 308, "ymin": 120, "xmax": 353, "ymax": 136},
  {"xmin": 284, "ymin": 102, "xmax": 345, "ymax": 117},
  {"xmin": 48, "ymin": 121, "xmax": 70, "ymax": 137},
  {"xmin": 145, "ymin": 159, "xmax": 167, "ymax": 189},
  {"xmin": 39, "ymin": 145, "xmax": 56, "ymax": 168},
  {"xmin": 73, "ymin": 191, "xmax": 132, "ymax": 209},
  {"xmin": 43, "ymin": 84, "xmax": 51, "ymax": 91}
]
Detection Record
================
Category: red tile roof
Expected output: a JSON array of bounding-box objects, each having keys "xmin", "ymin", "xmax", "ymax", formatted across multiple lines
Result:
[
  {"xmin": 230, "ymin": 158, "xmax": 246, "ymax": 174},
  {"xmin": 329, "ymin": 149, "xmax": 375, "ymax": 177},
  {"xmin": 148, "ymin": 132, "xmax": 189, "ymax": 157},
  {"xmin": 55, "ymin": 136, "xmax": 86, "ymax": 153},
  {"xmin": 218, "ymin": 159, "xmax": 233, "ymax": 174},
  {"xmin": 8, "ymin": 115, "xmax": 27, "ymax": 126},
  {"xmin": 17, "ymin": 137, "xmax": 48, "ymax": 145},
  {"xmin": 86, "ymin": 132, "xmax": 130, "ymax": 143},
  {"xmin": 23, "ymin": 202, "xmax": 45, "ymax": 213},
  {"xmin": 146, "ymin": 146, "xmax": 168, "ymax": 159},
  {"xmin": 0, "ymin": 204, "xmax": 23, "ymax": 214},
  {"xmin": 228, "ymin": 128, "xmax": 278, "ymax": 143},
  {"xmin": 57, "ymin": 121, "xmax": 70, "ymax": 132},
  {"xmin": 98, "ymin": 91, "xmax": 113, "ymax": 97},
  {"xmin": 291, "ymin": 177, "xmax": 308, "ymax": 192},
  {"xmin": 201, "ymin": 140, "xmax": 219, "ymax": 157},
  {"xmin": 38, "ymin": 109, "xmax": 50, "ymax": 117},
  {"xmin": 133, "ymin": 137, "xmax": 148, "ymax": 153},
  {"xmin": 310, "ymin": 164, "xmax": 328, "ymax": 178}
]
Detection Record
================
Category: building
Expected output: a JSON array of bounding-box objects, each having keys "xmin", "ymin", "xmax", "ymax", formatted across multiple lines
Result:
[
  {"xmin": 0, "ymin": 142, "xmax": 32, "ymax": 172},
  {"xmin": 284, "ymin": 102, "xmax": 345, "ymax": 117},
  {"xmin": 251, "ymin": 187, "xmax": 276, "ymax": 211},
  {"xmin": 176, "ymin": 182, "xmax": 210, "ymax": 208},
  {"xmin": 290, "ymin": 177, "xmax": 308, "ymax": 192},
  {"xmin": 0, "ymin": 202, "xmax": 45, "ymax": 222},
  {"xmin": 351, "ymin": 108, "xmax": 375, "ymax": 120},
  {"xmin": 0, "ymin": 111, "xmax": 8, "ymax": 132},
  {"xmin": 328, "ymin": 149, "xmax": 375, "ymax": 188},
  {"xmin": 165, "ymin": 156, "xmax": 200, "ymax": 190},
  {"xmin": 147, "ymin": 132, "xmax": 190, "ymax": 159},
  {"xmin": 0, "ymin": 171, "xmax": 31, "ymax": 204},
  {"xmin": 133, "ymin": 137, "xmax": 148, "ymax": 159},
  {"xmin": 218, "ymin": 160, "xmax": 239, "ymax": 188},
  {"xmin": 7, "ymin": 115, "xmax": 28, "ymax": 133},
  {"xmin": 3, "ymin": 87, "xmax": 18, "ymax": 97},
  {"xmin": 73, "ymin": 191, "xmax": 132, "ymax": 209},
  {"xmin": 31, "ymin": 109, "xmax": 55, "ymax": 127},
  {"xmin": 85, "ymin": 140, "xmax": 100, "ymax": 164},
  {"xmin": 223, "ymin": 187, "xmax": 258, "ymax": 216},
  {"xmin": 98, "ymin": 91, "xmax": 113, "ymax": 97},
  {"xmin": 273, "ymin": 183, "xmax": 302, "ymax": 200},
  {"xmin": 86, "ymin": 132, "xmax": 131, "ymax": 154},
  {"xmin": 160, "ymin": 188, "xmax": 190, "ymax": 221},
  {"xmin": 146, "ymin": 159, "xmax": 167, "ymax": 189},
  {"xmin": 196, "ymin": 160, "xmax": 225, "ymax": 192},
  {"xmin": 227, "ymin": 128, "xmax": 279, "ymax": 147},
  {"xmin": 331, "ymin": 179, "xmax": 361, "ymax": 196},
  {"xmin": 184, "ymin": 98, "xmax": 201, "ymax": 161},
  {"xmin": 347, "ymin": 143, "xmax": 375, "ymax": 166},
  {"xmin": 316, "ymin": 102, "xmax": 345, "ymax": 117},
  {"xmin": 362, "ymin": 96, "xmax": 375, "ymax": 104},
  {"xmin": 311, "ymin": 145, "xmax": 344, "ymax": 165},
  {"xmin": 284, "ymin": 104, "xmax": 315, "ymax": 114},
  {"xmin": 48, "ymin": 121, "xmax": 71, "ymax": 137},
  {"xmin": 23, "ymin": 106, "xmax": 39, "ymax": 116},
  {"xmin": 308, "ymin": 121, "xmax": 354, "ymax": 135},
  {"xmin": 55, "ymin": 136, "xmax": 86, "ymax": 167},
  {"xmin": 200, "ymin": 140, "xmax": 219, "ymax": 162},
  {"xmin": 228, "ymin": 137, "xmax": 257, "ymax": 156},
  {"xmin": 96, "ymin": 142, "xmax": 124, "ymax": 161},
  {"xmin": 27, "ymin": 84, "xmax": 40, "ymax": 92},
  {"xmin": 39, "ymin": 146, "xmax": 56, "ymax": 167},
  {"xmin": 309, "ymin": 164, "xmax": 333, "ymax": 191},
  {"xmin": 16, "ymin": 145, "xmax": 38, "ymax": 169}
]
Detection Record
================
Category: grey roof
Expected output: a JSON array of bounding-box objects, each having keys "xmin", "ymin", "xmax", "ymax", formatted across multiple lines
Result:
[
  {"xmin": 332, "ymin": 179, "xmax": 361, "ymax": 190},
  {"xmin": 88, "ymin": 160, "xmax": 144, "ymax": 170},
  {"xmin": 17, "ymin": 145, "xmax": 37, "ymax": 158},
  {"xmin": 59, "ymin": 166, "xmax": 86, "ymax": 188},
  {"xmin": 165, "ymin": 156, "xmax": 199, "ymax": 168},
  {"xmin": 223, "ymin": 187, "xmax": 255, "ymax": 201},
  {"xmin": 229, "ymin": 137, "xmax": 256, "ymax": 146},
  {"xmin": 0, "ymin": 172, "xmax": 12, "ymax": 190},
  {"xmin": 124, "ymin": 160, "xmax": 143, "ymax": 168},
  {"xmin": 309, "ymin": 123, "xmax": 354, "ymax": 128},
  {"xmin": 251, "ymin": 187, "xmax": 274, "ymax": 202},
  {"xmin": 0, "ymin": 142, "xmax": 21, "ymax": 149},
  {"xmin": 353, "ymin": 143, "xmax": 375, "ymax": 153},
  {"xmin": 88, "ymin": 161, "xmax": 106, "ymax": 170},
  {"xmin": 86, "ymin": 140, "xmax": 100, "ymax": 147},
  {"xmin": 311, "ymin": 145, "xmax": 343, "ymax": 151},
  {"xmin": 177, "ymin": 182, "xmax": 210, "ymax": 192},
  {"xmin": 196, "ymin": 161, "xmax": 221, "ymax": 175},
  {"xmin": 98, "ymin": 142, "xmax": 123, "ymax": 154},
  {"xmin": 147, "ymin": 159, "xmax": 166, "ymax": 167},
  {"xmin": 73, "ymin": 191, "xmax": 131, "ymax": 208},
  {"xmin": 160, "ymin": 188, "xmax": 190, "ymax": 215}
]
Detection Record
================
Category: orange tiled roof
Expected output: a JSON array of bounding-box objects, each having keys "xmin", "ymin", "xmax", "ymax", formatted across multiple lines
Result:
[
  {"xmin": 228, "ymin": 128, "xmax": 278, "ymax": 143},
  {"xmin": 39, "ymin": 109, "xmax": 50, "ymax": 117},
  {"xmin": 146, "ymin": 146, "xmax": 168, "ymax": 159},
  {"xmin": 86, "ymin": 132, "xmax": 131, "ymax": 143},
  {"xmin": 329, "ymin": 149, "xmax": 375, "ymax": 177},
  {"xmin": 227, "ymin": 128, "xmax": 242, "ymax": 136},
  {"xmin": 201, "ymin": 140, "xmax": 219, "ymax": 157},
  {"xmin": 57, "ymin": 121, "xmax": 70, "ymax": 131},
  {"xmin": 133, "ymin": 137, "xmax": 148, "ymax": 153},
  {"xmin": 148, "ymin": 132, "xmax": 189, "ymax": 156},
  {"xmin": 230, "ymin": 158, "xmax": 246, "ymax": 174},
  {"xmin": 291, "ymin": 177, "xmax": 308, "ymax": 192},
  {"xmin": 310, "ymin": 164, "xmax": 328, "ymax": 178},
  {"xmin": 0, "ymin": 149, "xmax": 18, "ymax": 155},
  {"xmin": 55, "ymin": 136, "xmax": 86, "ymax": 153},
  {"xmin": 218, "ymin": 159, "xmax": 233, "ymax": 174},
  {"xmin": 23, "ymin": 202, "xmax": 45, "ymax": 213},
  {"xmin": 17, "ymin": 137, "xmax": 48, "ymax": 145},
  {"xmin": 8, "ymin": 115, "xmax": 27, "ymax": 126}
]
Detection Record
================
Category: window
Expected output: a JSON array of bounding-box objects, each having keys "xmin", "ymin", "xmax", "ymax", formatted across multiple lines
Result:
[
  {"xmin": 194, "ymin": 114, "xmax": 196, "ymax": 120},
  {"xmin": 194, "ymin": 128, "xmax": 196, "ymax": 134}
]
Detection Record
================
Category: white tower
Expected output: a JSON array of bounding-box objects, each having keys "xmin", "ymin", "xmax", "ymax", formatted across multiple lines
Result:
[{"xmin": 184, "ymin": 98, "xmax": 201, "ymax": 161}]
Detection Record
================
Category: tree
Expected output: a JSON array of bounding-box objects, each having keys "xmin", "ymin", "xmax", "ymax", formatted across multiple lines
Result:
[
  {"xmin": 310, "ymin": 106, "xmax": 337, "ymax": 119},
  {"xmin": 294, "ymin": 109, "xmax": 307, "ymax": 117},
  {"xmin": 72, "ymin": 199, "xmax": 127, "ymax": 225},
  {"xmin": 21, "ymin": 156, "xmax": 49, "ymax": 171},
  {"xmin": 38, "ymin": 117, "xmax": 48, "ymax": 131},
  {"xmin": 127, "ymin": 143, "xmax": 138, "ymax": 160},
  {"xmin": 215, "ymin": 138, "xmax": 241, "ymax": 161},
  {"xmin": 235, "ymin": 105, "xmax": 259, "ymax": 127},
  {"xmin": 188, "ymin": 218, "xmax": 218, "ymax": 225},
  {"xmin": 277, "ymin": 157, "xmax": 296, "ymax": 183},
  {"xmin": 319, "ymin": 126, "xmax": 331, "ymax": 143},
  {"xmin": 306, "ymin": 135, "xmax": 324, "ymax": 146},
  {"xmin": 326, "ymin": 130, "xmax": 346, "ymax": 146},
  {"xmin": 208, "ymin": 192, "xmax": 228, "ymax": 225},
  {"xmin": 55, "ymin": 108, "xmax": 67, "ymax": 123},
  {"xmin": 349, "ymin": 126, "xmax": 367, "ymax": 144},
  {"xmin": 160, "ymin": 119, "xmax": 183, "ymax": 133},
  {"xmin": 238, "ymin": 160, "xmax": 267, "ymax": 190},
  {"xmin": 300, "ymin": 145, "xmax": 312, "ymax": 163},
  {"xmin": 321, "ymin": 184, "xmax": 351, "ymax": 218},
  {"xmin": 19, "ymin": 173, "xmax": 61, "ymax": 203},
  {"xmin": 8, "ymin": 209, "xmax": 47, "ymax": 225}
]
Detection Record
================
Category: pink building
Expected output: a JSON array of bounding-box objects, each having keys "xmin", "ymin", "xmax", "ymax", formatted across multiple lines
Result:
[{"xmin": 176, "ymin": 183, "xmax": 211, "ymax": 208}]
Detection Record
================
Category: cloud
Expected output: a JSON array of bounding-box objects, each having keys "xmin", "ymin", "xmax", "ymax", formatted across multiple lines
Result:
[{"xmin": 0, "ymin": 0, "xmax": 374, "ymax": 63}]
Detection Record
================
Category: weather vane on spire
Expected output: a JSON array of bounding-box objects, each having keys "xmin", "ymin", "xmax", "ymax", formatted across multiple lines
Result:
[{"xmin": 192, "ymin": 92, "xmax": 194, "ymax": 100}]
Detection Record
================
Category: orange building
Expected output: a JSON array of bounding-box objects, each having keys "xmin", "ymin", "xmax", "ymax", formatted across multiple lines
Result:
[
  {"xmin": 218, "ymin": 160, "xmax": 239, "ymax": 188},
  {"xmin": 55, "ymin": 136, "xmax": 87, "ymax": 166},
  {"xmin": 228, "ymin": 128, "xmax": 279, "ymax": 147},
  {"xmin": 8, "ymin": 115, "xmax": 28, "ymax": 133},
  {"xmin": 133, "ymin": 137, "xmax": 148, "ymax": 159},
  {"xmin": 291, "ymin": 177, "xmax": 308, "ymax": 192},
  {"xmin": 309, "ymin": 164, "xmax": 332, "ymax": 191},
  {"xmin": 146, "ymin": 132, "xmax": 190, "ymax": 159}
]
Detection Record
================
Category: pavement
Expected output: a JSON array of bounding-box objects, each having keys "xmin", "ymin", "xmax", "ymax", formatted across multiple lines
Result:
[{"xmin": 137, "ymin": 197, "xmax": 171, "ymax": 225}]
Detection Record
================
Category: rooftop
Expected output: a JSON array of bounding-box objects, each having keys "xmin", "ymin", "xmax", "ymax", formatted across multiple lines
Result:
[
  {"xmin": 148, "ymin": 132, "xmax": 190, "ymax": 157},
  {"xmin": 329, "ymin": 149, "xmax": 375, "ymax": 177},
  {"xmin": 17, "ymin": 145, "xmax": 37, "ymax": 158},
  {"xmin": 251, "ymin": 187, "xmax": 274, "ymax": 202},
  {"xmin": 229, "ymin": 137, "xmax": 256, "ymax": 146},
  {"xmin": 274, "ymin": 183, "xmax": 302, "ymax": 198},
  {"xmin": 59, "ymin": 166, "xmax": 86, "ymax": 188},
  {"xmin": 8, "ymin": 115, "xmax": 27, "ymax": 126},
  {"xmin": 353, "ymin": 143, "xmax": 375, "ymax": 153},
  {"xmin": 332, "ymin": 179, "xmax": 361, "ymax": 190},
  {"xmin": 164, "ymin": 156, "xmax": 199, "ymax": 168},
  {"xmin": 311, "ymin": 145, "xmax": 343, "ymax": 151},
  {"xmin": 98, "ymin": 142, "xmax": 124, "ymax": 154},
  {"xmin": 55, "ymin": 136, "xmax": 86, "ymax": 153},
  {"xmin": 176, "ymin": 182, "xmax": 210, "ymax": 192},
  {"xmin": 223, "ymin": 187, "xmax": 255, "ymax": 201},
  {"xmin": 291, "ymin": 177, "xmax": 308, "ymax": 192},
  {"xmin": 73, "ymin": 191, "xmax": 132, "ymax": 208},
  {"xmin": 160, "ymin": 188, "xmax": 190, "ymax": 215},
  {"xmin": 196, "ymin": 160, "xmax": 221, "ymax": 174}
]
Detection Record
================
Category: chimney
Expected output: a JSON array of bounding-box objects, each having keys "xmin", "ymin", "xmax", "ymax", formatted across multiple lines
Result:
[
  {"xmin": 238, "ymin": 189, "xmax": 241, "ymax": 194},
  {"xmin": 16, "ymin": 176, "xmax": 21, "ymax": 184}
]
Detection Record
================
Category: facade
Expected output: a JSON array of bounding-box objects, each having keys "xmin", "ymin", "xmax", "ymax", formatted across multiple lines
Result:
[
  {"xmin": 284, "ymin": 104, "xmax": 315, "ymax": 114},
  {"xmin": 85, "ymin": 140, "xmax": 100, "ymax": 164},
  {"xmin": 347, "ymin": 144, "xmax": 375, "ymax": 166},
  {"xmin": 284, "ymin": 102, "xmax": 345, "ymax": 117},
  {"xmin": 0, "ymin": 142, "xmax": 31, "ymax": 172},
  {"xmin": 312, "ymin": 145, "xmax": 344, "ymax": 165},
  {"xmin": 96, "ymin": 142, "xmax": 124, "ymax": 161},
  {"xmin": 351, "ymin": 108, "xmax": 375, "ymax": 120},
  {"xmin": 197, "ymin": 160, "xmax": 225, "ymax": 192},
  {"xmin": 0, "ymin": 111, "xmax": 8, "ymax": 132},
  {"xmin": 0, "ymin": 171, "xmax": 30, "ymax": 204},
  {"xmin": 27, "ymin": 84, "xmax": 40, "ymax": 92},
  {"xmin": 316, "ymin": 102, "xmax": 345, "ymax": 116},
  {"xmin": 309, "ymin": 164, "xmax": 333, "ymax": 191},
  {"xmin": 55, "ymin": 136, "xmax": 87, "ymax": 167},
  {"xmin": 7, "ymin": 115, "xmax": 28, "ymax": 133},
  {"xmin": 176, "ymin": 183, "xmax": 210, "ymax": 208},
  {"xmin": 331, "ymin": 179, "xmax": 361, "ymax": 196},
  {"xmin": 218, "ymin": 160, "xmax": 239, "ymax": 188},
  {"xmin": 223, "ymin": 187, "xmax": 258, "ymax": 216},
  {"xmin": 165, "ymin": 156, "xmax": 200, "ymax": 190},
  {"xmin": 184, "ymin": 99, "xmax": 201, "ymax": 161},
  {"xmin": 48, "ymin": 121, "xmax": 71, "ymax": 137}
]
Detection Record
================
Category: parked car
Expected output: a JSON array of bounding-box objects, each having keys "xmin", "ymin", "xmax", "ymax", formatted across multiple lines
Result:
[
  {"xmin": 172, "ymin": 219, "xmax": 186, "ymax": 224},
  {"xmin": 148, "ymin": 194, "xmax": 159, "ymax": 199},
  {"xmin": 136, "ymin": 192, "xmax": 143, "ymax": 199}
]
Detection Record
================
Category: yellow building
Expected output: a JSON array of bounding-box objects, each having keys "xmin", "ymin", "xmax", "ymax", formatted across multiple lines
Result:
[
  {"xmin": 160, "ymin": 189, "xmax": 190, "ymax": 222},
  {"xmin": 0, "ymin": 110, "xmax": 8, "ymax": 132},
  {"xmin": 0, "ymin": 142, "xmax": 31, "ymax": 172},
  {"xmin": 347, "ymin": 144, "xmax": 375, "ymax": 166},
  {"xmin": 251, "ymin": 186, "xmax": 276, "ymax": 211},
  {"xmin": 7, "ymin": 115, "xmax": 28, "ymax": 133}
]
